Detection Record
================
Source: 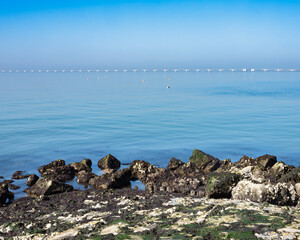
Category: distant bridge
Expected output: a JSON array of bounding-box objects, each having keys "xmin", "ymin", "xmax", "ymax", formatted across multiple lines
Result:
[{"xmin": 0, "ymin": 69, "xmax": 299, "ymax": 73}]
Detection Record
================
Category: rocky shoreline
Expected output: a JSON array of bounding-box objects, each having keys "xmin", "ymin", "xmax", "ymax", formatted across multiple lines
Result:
[{"xmin": 1, "ymin": 149, "xmax": 300, "ymax": 239}]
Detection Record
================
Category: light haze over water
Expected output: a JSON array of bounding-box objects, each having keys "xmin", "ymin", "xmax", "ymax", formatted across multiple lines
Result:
[{"xmin": 0, "ymin": 71, "xmax": 300, "ymax": 180}]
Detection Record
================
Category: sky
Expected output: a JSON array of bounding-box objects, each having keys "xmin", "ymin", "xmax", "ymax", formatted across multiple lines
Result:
[{"xmin": 0, "ymin": 0, "xmax": 300, "ymax": 69}]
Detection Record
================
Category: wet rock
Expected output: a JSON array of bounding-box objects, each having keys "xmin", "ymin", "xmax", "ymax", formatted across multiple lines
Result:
[
  {"xmin": 167, "ymin": 158, "xmax": 184, "ymax": 170},
  {"xmin": 89, "ymin": 168, "xmax": 131, "ymax": 190},
  {"xmin": 0, "ymin": 183, "xmax": 9, "ymax": 204},
  {"xmin": 12, "ymin": 171, "xmax": 31, "ymax": 180},
  {"xmin": 76, "ymin": 171, "xmax": 96, "ymax": 185},
  {"xmin": 26, "ymin": 174, "xmax": 39, "ymax": 187},
  {"xmin": 279, "ymin": 167, "xmax": 300, "ymax": 184},
  {"xmin": 38, "ymin": 159, "xmax": 66, "ymax": 174},
  {"xmin": 0, "ymin": 176, "xmax": 3, "ymax": 179},
  {"xmin": 81, "ymin": 159, "xmax": 92, "ymax": 169},
  {"xmin": 7, "ymin": 191, "xmax": 14, "ymax": 202},
  {"xmin": 98, "ymin": 154, "xmax": 121, "ymax": 173},
  {"xmin": 188, "ymin": 149, "xmax": 220, "ymax": 173},
  {"xmin": 232, "ymin": 180, "xmax": 298, "ymax": 206},
  {"xmin": 0, "ymin": 183, "xmax": 14, "ymax": 205},
  {"xmin": 8, "ymin": 184, "xmax": 20, "ymax": 190},
  {"xmin": 3, "ymin": 180, "xmax": 14, "ymax": 184},
  {"xmin": 24, "ymin": 177, "xmax": 73, "ymax": 197},
  {"xmin": 206, "ymin": 172, "xmax": 240, "ymax": 198},
  {"xmin": 69, "ymin": 162, "xmax": 91, "ymax": 173},
  {"xmin": 38, "ymin": 159, "xmax": 75, "ymax": 182}
]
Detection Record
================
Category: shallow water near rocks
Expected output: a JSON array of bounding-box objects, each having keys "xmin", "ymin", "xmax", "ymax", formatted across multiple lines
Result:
[{"xmin": 0, "ymin": 71, "xmax": 300, "ymax": 197}]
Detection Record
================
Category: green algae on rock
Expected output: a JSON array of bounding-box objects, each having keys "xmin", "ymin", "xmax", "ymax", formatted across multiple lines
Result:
[
  {"xmin": 0, "ymin": 188, "xmax": 299, "ymax": 239},
  {"xmin": 189, "ymin": 149, "xmax": 220, "ymax": 172},
  {"xmin": 206, "ymin": 172, "xmax": 240, "ymax": 198}
]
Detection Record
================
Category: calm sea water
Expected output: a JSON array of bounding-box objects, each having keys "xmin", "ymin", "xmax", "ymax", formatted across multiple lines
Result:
[{"xmin": 1, "ymin": 71, "xmax": 300, "ymax": 184}]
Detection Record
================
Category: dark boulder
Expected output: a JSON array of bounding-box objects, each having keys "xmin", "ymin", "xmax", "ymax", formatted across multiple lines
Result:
[
  {"xmin": 0, "ymin": 183, "xmax": 14, "ymax": 205},
  {"xmin": 81, "ymin": 159, "xmax": 92, "ymax": 169},
  {"xmin": 77, "ymin": 171, "xmax": 96, "ymax": 185},
  {"xmin": 130, "ymin": 160, "xmax": 161, "ymax": 182},
  {"xmin": 188, "ymin": 149, "xmax": 220, "ymax": 173},
  {"xmin": 3, "ymin": 180, "xmax": 14, "ymax": 184},
  {"xmin": 38, "ymin": 159, "xmax": 65, "ymax": 174},
  {"xmin": 234, "ymin": 155, "xmax": 254, "ymax": 169},
  {"xmin": 38, "ymin": 159, "xmax": 75, "ymax": 182},
  {"xmin": 26, "ymin": 174, "xmax": 39, "ymax": 187},
  {"xmin": 167, "ymin": 158, "xmax": 184, "ymax": 170},
  {"xmin": 8, "ymin": 183, "xmax": 20, "ymax": 190},
  {"xmin": 254, "ymin": 154, "xmax": 277, "ymax": 170},
  {"xmin": 98, "ymin": 154, "xmax": 121, "ymax": 173},
  {"xmin": 171, "ymin": 162, "xmax": 202, "ymax": 178},
  {"xmin": 206, "ymin": 172, "xmax": 240, "ymax": 198},
  {"xmin": 69, "ymin": 162, "xmax": 91, "ymax": 173},
  {"xmin": 12, "ymin": 171, "xmax": 31, "ymax": 180},
  {"xmin": 129, "ymin": 159, "xmax": 207, "ymax": 195},
  {"xmin": 89, "ymin": 168, "xmax": 131, "ymax": 190},
  {"xmin": 217, "ymin": 159, "xmax": 232, "ymax": 172},
  {"xmin": 24, "ymin": 177, "xmax": 73, "ymax": 197},
  {"xmin": 268, "ymin": 162, "xmax": 294, "ymax": 181},
  {"xmin": 234, "ymin": 154, "xmax": 277, "ymax": 171}
]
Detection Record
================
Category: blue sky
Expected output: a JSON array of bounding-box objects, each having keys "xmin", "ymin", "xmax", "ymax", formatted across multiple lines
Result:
[{"xmin": 0, "ymin": 0, "xmax": 300, "ymax": 69}]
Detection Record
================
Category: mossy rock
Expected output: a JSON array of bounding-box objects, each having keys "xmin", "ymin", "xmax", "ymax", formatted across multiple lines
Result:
[
  {"xmin": 206, "ymin": 172, "xmax": 240, "ymax": 198},
  {"xmin": 189, "ymin": 149, "xmax": 220, "ymax": 172},
  {"xmin": 279, "ymin": 167, "xmax": 300, "ymax": 184}
]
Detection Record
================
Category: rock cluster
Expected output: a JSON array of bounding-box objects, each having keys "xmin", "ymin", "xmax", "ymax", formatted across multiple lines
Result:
[{"xmin": 1, "ymin": 149, "xmax": 300, "ymax": 207}]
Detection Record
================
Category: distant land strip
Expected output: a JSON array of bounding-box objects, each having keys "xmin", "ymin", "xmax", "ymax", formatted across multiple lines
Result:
[{"xmin": 0, "ymin": 68, "xmax": 300, "ymax": 73}]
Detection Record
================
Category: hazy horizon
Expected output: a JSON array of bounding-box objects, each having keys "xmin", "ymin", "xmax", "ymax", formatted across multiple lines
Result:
[{"xmin": 1, "ymin": 0, "xmax": 300, "ymax": 69}]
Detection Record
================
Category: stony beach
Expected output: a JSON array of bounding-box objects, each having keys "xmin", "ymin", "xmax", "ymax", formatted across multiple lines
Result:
[{"xmin": 1, "ymin": 149, "xmax": 300, "ymax": 239}]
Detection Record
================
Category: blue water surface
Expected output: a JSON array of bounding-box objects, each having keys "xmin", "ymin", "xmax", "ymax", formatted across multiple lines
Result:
[{"xmin": 0, "ymin": 71, "xmax": 300, "ymax": 181}]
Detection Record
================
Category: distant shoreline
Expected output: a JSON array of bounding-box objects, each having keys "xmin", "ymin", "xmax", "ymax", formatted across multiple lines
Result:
[{"xmin": 1, "ymin": 68, "xmax": 300, "ymax": 73}]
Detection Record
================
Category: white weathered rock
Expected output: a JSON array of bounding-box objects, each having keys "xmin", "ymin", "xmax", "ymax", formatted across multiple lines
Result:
[
  {"xmin": 238, "ymin": 166, "xmax": 265, "ymax": 183},
  {"xmin": 101, "ymin": 223, "xmax": 126, "ymax": 235},
  {"xmin": 232, "ymin": 180, "xmax": 269, "ymax": 203},
  {"xmin": 133, "ymin": 223, "xmax": 157, "ymax": 233},
  {"xmin": 50, "ymin": 229, "xmax": 79, "ymax": 239},
  {"xmin": 232, "ymin": 180, "xmax": 298, "ymax": 205},
  {"xmin": 295, "ymin": 183, "xmax": 300, "ymax": 197}
]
